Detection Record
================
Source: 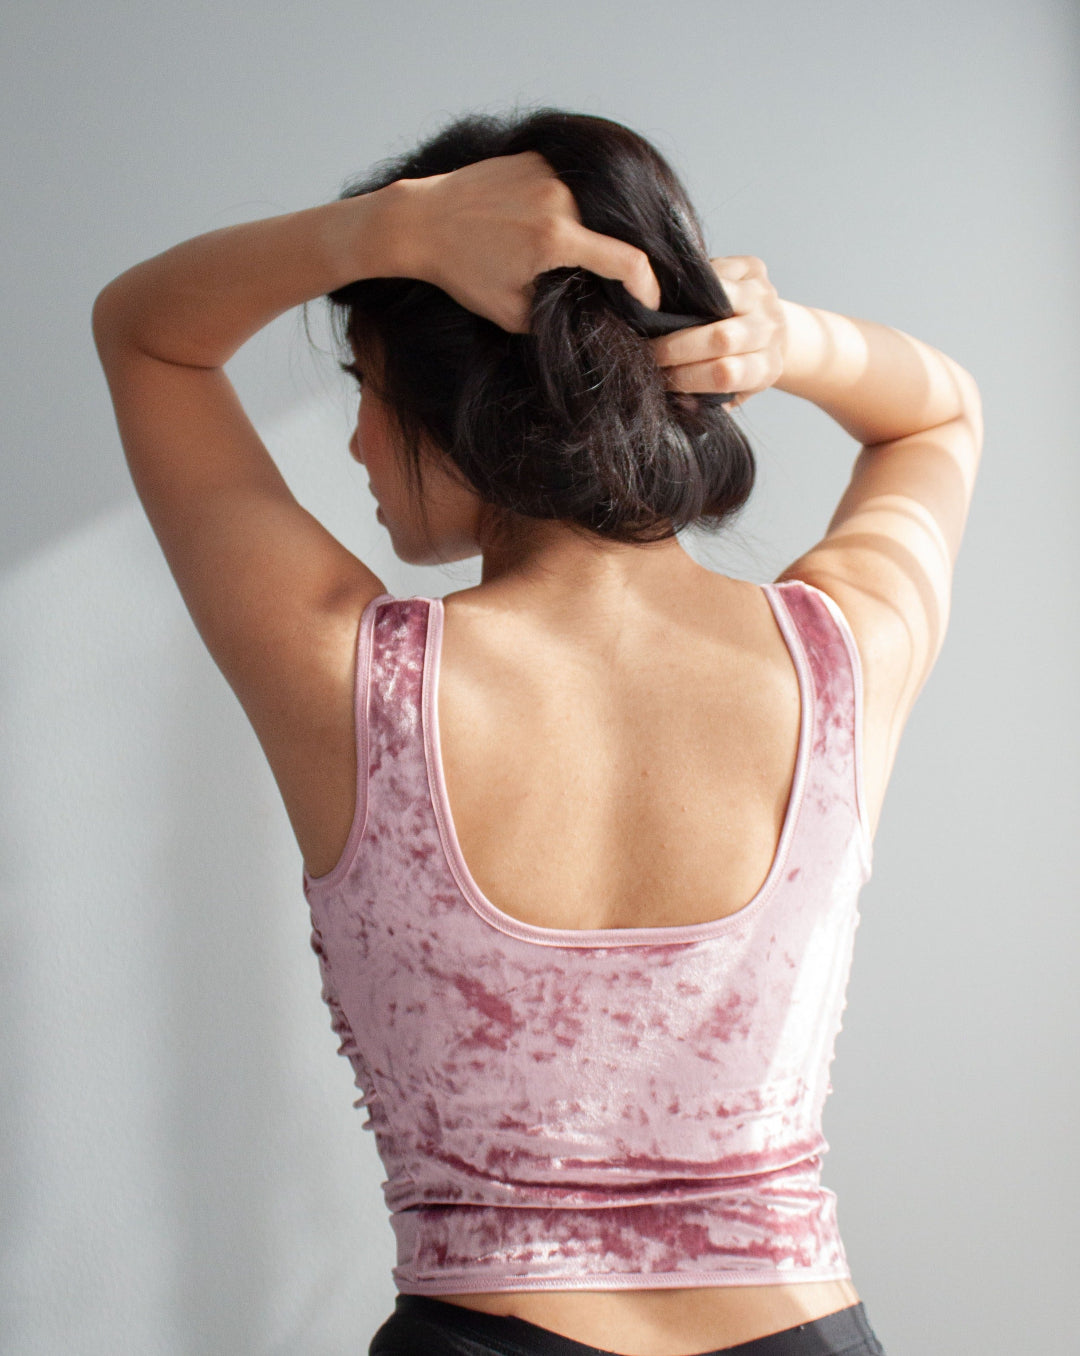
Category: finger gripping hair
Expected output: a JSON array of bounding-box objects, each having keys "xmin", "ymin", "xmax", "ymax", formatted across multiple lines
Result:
[{"xmin": 326, "ymin": 106, "xmax": 755, "ymax": 548}]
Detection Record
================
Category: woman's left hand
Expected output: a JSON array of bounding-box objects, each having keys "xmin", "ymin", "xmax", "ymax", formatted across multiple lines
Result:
[
  {"xmin": 391, "ymin": 150, "xmax": 662, "ymax": 333},
  {"xmin": 648, "ymin": 256, "xmax": 787, "ymax": 409}
]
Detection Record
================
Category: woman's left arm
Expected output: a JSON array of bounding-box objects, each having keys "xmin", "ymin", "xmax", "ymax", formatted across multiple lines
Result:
[
  {"xmin": 93, "ymin": 152, "xmax": 661, "ymax": 364},
  {"xmin": 91, "ymin": 153, "xmax": 659, "ymax": 761}
]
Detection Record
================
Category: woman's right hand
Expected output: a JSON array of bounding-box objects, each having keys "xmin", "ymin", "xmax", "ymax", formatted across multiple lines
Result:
[
  {"xmin": 393, "ymin": 151, "xmax": 661, "ymax": 334},
  {"xmin": 648, "ymin": 256, "xmax": 787, "ymax": 409}
]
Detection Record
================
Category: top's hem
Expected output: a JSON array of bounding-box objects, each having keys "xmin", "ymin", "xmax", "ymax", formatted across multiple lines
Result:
[{"xmin": 394, "ymin": 1265, "xmax": 854, "ymax": 1295}]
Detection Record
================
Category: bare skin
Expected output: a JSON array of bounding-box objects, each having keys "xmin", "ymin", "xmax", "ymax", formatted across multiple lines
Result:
[{"xmin": 92, "ymin": 149, "xmax": 982, "ymax": 1355}]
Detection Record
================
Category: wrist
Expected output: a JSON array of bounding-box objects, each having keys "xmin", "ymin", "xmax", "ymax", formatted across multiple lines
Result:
[
  {"xmin": 771, "ymin": 299, "xmax": 974, "ymax": 445},
  {"xmin": 334, "ymin": 176, "xmax": 434, "ymax": 285},
  {"xmin": 773, "ymin": 299, "xmax": 829, "ymax": 395}
]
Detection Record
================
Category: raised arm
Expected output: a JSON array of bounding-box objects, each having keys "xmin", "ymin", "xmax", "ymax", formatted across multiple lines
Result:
[
  {"xmin": 772, "ymin": 299, "xmax": 983, "ymax": 833},
  {"xmin": 652, "ymin": 258, "xmax": 984, "ymax": 835},
  {"xmin": 90, "ymin": 153, "xmax": 661, "ymax": 854}
]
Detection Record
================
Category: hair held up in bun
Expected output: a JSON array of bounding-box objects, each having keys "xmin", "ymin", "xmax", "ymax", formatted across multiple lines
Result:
[{"xmin": 327, "ymin": 106, "xmax": 755, "ymax": 549}]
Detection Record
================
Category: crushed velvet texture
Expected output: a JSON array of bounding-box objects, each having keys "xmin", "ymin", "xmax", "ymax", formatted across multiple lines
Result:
[{"xmin": 302, "ymin": 580, "xmax": 873, "ymax": 1294}]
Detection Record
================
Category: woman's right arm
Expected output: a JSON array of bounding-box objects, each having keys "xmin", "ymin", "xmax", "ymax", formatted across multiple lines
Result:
[{"xmin": 652, "ymin": 262, "xmax": 984, "ymax": 837}]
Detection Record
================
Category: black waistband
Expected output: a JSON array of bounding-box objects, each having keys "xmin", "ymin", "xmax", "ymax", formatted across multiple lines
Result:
[{"xmin": 376, "ymin": 1294, "xmax": 884, "ymax": 1356}]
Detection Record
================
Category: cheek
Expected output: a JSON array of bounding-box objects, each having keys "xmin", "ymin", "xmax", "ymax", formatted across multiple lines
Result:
[{"xmin": 355, "ymin": 400, "xmax": 411, "ymax": 512}]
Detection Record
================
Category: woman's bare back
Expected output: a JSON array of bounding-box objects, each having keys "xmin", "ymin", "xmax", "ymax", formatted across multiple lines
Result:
[{"xmin": 433, "ymin": 573, "xmax": 804, "ymax": 933}]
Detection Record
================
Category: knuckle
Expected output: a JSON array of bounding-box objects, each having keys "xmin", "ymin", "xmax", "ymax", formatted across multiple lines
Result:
[
  {"xmin": 533, "ymin": 213, "xmax": 566, "ymax": 259},
  {"xmin": 538, "ymin": 176, "xmax": 573, "ymax": 211}
]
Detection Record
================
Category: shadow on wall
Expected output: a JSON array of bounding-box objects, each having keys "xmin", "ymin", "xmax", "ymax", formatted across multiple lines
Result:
[{"xmin": 0, "ymin": 431, "xmax": 397, "ymax": 1353}]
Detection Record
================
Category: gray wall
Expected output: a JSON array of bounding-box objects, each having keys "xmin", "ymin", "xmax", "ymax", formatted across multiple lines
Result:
[{"xmin": 3, "ymin": 3, "xmax": 1077, "ymax": 1353}]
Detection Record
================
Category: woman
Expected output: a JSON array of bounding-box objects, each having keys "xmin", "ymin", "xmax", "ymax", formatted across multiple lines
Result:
[{"xmin": 93, "ymin": 108, "xmax": 981, "ymax": 1356}]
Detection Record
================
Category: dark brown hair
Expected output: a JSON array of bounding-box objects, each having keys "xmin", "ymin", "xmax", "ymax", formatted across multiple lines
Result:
[{"xmin": 326, "ymin": 106, "xmax": 754, "ymax": 551}]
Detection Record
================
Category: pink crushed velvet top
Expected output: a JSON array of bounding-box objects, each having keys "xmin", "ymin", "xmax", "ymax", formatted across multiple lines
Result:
[{"xmin": 302, "ymin": 578, "xmax": 873, "ymax": 1295}]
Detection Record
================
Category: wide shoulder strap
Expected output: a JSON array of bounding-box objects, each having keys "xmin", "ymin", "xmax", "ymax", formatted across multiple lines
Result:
[
  {"xmin": 771, "ymin": 579, "xmax": 873, "ymax": 871},
  {"xmin": 366, "ymin": 595, "xmax": 434, "ymax": 771}
]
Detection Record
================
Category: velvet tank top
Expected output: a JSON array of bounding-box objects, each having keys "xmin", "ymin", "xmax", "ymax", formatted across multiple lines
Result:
[{"xmin": 302, "ymin": 578, "xmax": 874, "ymax": 1295}]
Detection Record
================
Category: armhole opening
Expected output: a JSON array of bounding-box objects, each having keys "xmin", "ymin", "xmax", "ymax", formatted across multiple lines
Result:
[{"xmin": 302, "ymin": 592, "xmax": 392, "ymax": 893}]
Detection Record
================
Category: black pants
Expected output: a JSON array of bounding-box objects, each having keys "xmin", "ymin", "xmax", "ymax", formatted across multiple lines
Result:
[{"xmin": 369, "ymin": 1295, "xmax": 887, "ymax": 1356}]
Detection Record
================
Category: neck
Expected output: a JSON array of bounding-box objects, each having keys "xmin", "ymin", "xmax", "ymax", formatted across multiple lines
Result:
[{"xmin": 475, "ymin": 518, "xmax": 709, "ymax": 610}]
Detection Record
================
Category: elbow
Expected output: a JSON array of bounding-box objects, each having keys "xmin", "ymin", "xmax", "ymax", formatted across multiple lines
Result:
[
  {"xmin": 91, "ymin": 283, "xmax": 116, "ymax": 353},
  {"xmin": 91, "ymin": 279, "xmax": 121, "ymax": 343},
  {"xmin": 951, "ymin": 362, "xmax": 982, "ymax": 419},
  {"xmin": 943, "ymin": 361, "xmax": 983, "ymax": 458},
  {"xmin": 957, "ymin": 368, "xmax": 984, "ymax": 454},
  {"xmin": 91, "ymin": 278, "xmax": 137, "ymax": 360}
]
